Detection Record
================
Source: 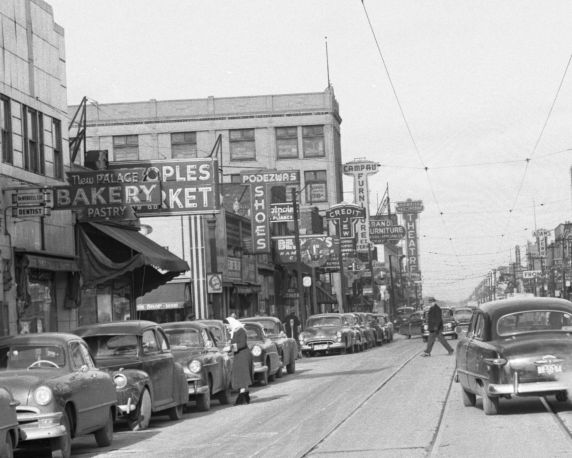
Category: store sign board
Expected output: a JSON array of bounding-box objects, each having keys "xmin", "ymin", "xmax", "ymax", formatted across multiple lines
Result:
[
  {"xmin": 269, "ymin": 202, "xmax": 294, "ymax": 222},
  {"xmin": 273, "ymin": 235, "xmax": 337, "ymax": 266},
  {"xmin": 395, "ymin": 199, "xmax": 424, "ymax": 214},
  {"xmin": 326, "ymin": 204, "xmax": 365, "ymax": 238}
]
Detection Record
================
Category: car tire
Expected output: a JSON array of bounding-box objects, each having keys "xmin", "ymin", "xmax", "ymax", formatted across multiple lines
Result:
[
  {"xmin": 196, "ymin": 379, "xmax": 211, "ymax": 412},
  {"xmin": 482, "ymin": 393, "xmax": 499, "ymax": 415},
  {"xmin": 348, "ymin": 342, "xmax": 354, "ymax": 354},
  {"xmin": 268, "ymin": 363, "xmax": 276, "ymax": 382},
  {"xmin": 94, "ymin": 407, "xmax": 114, "ymax": 447},
  {"xmin": 275, "ymin": 364, "xmax": 284, "ymax": 379},
  {"xmin": 259, "ymin": 369, "xmax": 269, "ymax": 386},
  {"xmin": 127, "ymin": 388, "xmax": 152, "ymax": 431},
  {"xmin": 218, "ymin": 383, "xmax": 232, "ymax": 405},
  {"xmin": 51, "ymin": 408, "xmax": 72, "ymax": 458},
  {"xmin": 287, "ymin": 358, "xmax": 296, "ymax": 374},
  {"xmin": 461, "ymin": 388, "xmax": 477, "ymax": 407},
  {"xmin": 167, "ymin": 403, "xmax": 184, "ymax": 421}
]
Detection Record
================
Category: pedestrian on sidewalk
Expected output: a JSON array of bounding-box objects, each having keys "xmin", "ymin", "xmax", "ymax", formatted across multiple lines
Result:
[
  {"xmin": 224, "ymin": 316, "xmax": 253, "ymax": 404},
  {"xmin": 422, "ymin": 300, "xmax": 454, "ymax": 357},
  {"xmin": 283, "ymin": 307, "xmax": 302, "ymax": 358}
]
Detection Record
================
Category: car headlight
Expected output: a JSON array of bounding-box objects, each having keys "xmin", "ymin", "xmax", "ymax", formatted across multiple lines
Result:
[
  {"xmin": 252, "ymin": 345, "xmax": 262, "ymax": 357},
  {"xmin": 299, "ymin": 333, "xmax": 305, "ymax": 343},
  {"xmin": 113, "ymin": 373, "xmax": 128, "ymax": 389},
  {"xmin": 444, "ymin": 323, "xmax": 452, "ymax": 330},
  {"xmin": 34, "ymin": 386, "xmax": 53, "ymax": 406},
  {"xmin": 189, "ymin": 360, "xmax": 202, "ymax": 374}
]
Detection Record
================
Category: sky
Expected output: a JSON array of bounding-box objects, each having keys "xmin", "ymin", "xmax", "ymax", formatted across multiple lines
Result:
[{"xmin": 48, "ymin": 0, "xmax": 572, "ymax": 302}]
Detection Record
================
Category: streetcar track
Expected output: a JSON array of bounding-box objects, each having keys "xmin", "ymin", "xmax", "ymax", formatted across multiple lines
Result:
[
  {"xmin": 426, "ymin": 366, "xmax": 457, "ymax": 457},
  {"xmin": 300, "ymin": 348, "xmax": 421, "ymax": 457},
  {"xmin": 541, "ymin": 397, "xmax": 572, "ymax": 444}
]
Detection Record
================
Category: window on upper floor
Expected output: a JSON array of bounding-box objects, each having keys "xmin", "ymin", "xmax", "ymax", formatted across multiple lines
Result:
[
  {"xmin": 302, "ymin": 125, "xmax": 325, "ymax": 158},
  {"xmin": 304, "ymin": 170, "xmax": 328, "ymax": 203},
  {"xmin": 52, "ymin": 118, "xmax": 63, "ymax": 179},
  {"xmin": 171, "ymin": 132, "xmax": 197, "ymax": 158},
  {"xmin": 113, "ymin": 135, "xmax": 139, "ymax": 161},
  {"xmin": 229, "ymin": 129, "xmax": 255, "ymax": 160},
  {"xmin": 0, "ymin": 95, "xmax": 12, "ymax": 164},
  {"xmin": 230, "ymin": 174, "xmax": 242, "ymax": 184},
  {"xmin": 276, "ymin": 126, "xmax": 298, "ymax": 159},
  {"xmin": 23, "ymin": 106, "xmax": 44, "ymax": 174}
]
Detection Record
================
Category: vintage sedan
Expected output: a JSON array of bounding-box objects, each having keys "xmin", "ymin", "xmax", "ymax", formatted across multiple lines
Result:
[
  {"xmin": 399, "ymin": 310, "xmax": 424, "ymax": 338},
  {"xmin": 0, "ymin": 386, "xmax": 18, "ymax": 458},
  {"xmin": 453, "ymin": 307, "xmax": 474, "ymax": 337},
  {"xmin": 373, "ymin": 313, "xmax": 394, "ymax": 343},
  {"xmin": 241, "ymin": 317, "xmax": 297, "ymax": 374},
  {"xmin": 300, "ymin": 313, "xmax": 357, "ymax": 355},
  {"xmin": 162, "ymin": 321, "xmax": 233, "ymax": 411},
  {"xmin": 0, "ymin": 333, "xmax": 116, "ymax": 458},
  {"xmin": 74, "ymin": 321, "xmax": 187, "ymax": 431},
  {"xmin": 394, "ymin": 306, "xmax": 415, "ymax": 334},
  {"xmin": 455, "ymin": 297, "xmax": 572, "ymax": 415},
  {"xmin": 242, "ymin": 321, "xmax": 281, "ymax": 385}
]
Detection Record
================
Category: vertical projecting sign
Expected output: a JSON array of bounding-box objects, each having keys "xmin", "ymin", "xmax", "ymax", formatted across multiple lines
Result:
[
  {"xmin": 241, "ymin": 170, "xmax": 300, "ymax": 253},
  {"xmin": 342, "ymin": 159, "xmax": 379, "ymax": 253},
  {"xmin": 395, "ymin": 199, "xmax": 424, "ymax": 276}
]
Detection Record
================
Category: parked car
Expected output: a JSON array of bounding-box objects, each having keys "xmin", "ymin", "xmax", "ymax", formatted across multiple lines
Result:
[
  {"xmin": 241, "ymin": 317, "xmax": 297, "ymax": 374},
  {"xmin": 360, "ymin": 312, "xmax": 384, "ymax": 346},
  {"xmin": 373, "ymin": 313, "xmax": 394, "ymax": 343},
  {"xmin": 342, "ymin": 313, "xmax": 365, "ymax": 352},
  {"xmin": 453, "ymin": 307, "xmax": 474, "ymax": 337},
  {"xmin": 0, "ymin": 333, "xmax": 117, "ymax": 458},
  {"xmin": 394, "ymin": 306, "xmax": 415, "ymax": 333},
  {"xmin": 74, "ymin": 321, "xmax": 188, "ymax": 431},
  {"xmin": 399, "ymin": 310, "xmax": 424, "ymax": 338},
  {"xmin": 421, "ymin": 306, "xmax": 456, "ymax": 342},
  {"xmin": 196, "ymin": 319, "xmax": 232, "ymax": 350},
  {"xmin": 455, "ymin": 297, "xmax": 572, "ymax": 415},
  {"xmin": 162, "ymin": 321, "xmax": 233, "ymax": 411},
  {"xmin": 241, "ymin": 321, "xmax": 281, "ymax": 385},
  {"xmin": 301, "ymin": 313, "xmax": 357, "ymax": 355},
  {"xmin": 0, "ymin": 386, "xmax": 18, "ymax": 458}
]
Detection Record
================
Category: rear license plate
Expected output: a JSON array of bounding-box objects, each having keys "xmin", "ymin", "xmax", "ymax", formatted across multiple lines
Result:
[
  {"xmin": 537, "ymin": 364, "xmax": 562, "ymax": 375},
  {"xmin": 314, "ymin": 344, "xmax": 328, "ymax": 350}
]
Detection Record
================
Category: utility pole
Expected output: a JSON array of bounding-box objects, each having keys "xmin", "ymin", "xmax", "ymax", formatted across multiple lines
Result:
[
  {"xmin": 388, "ymin": 255, "xmax": 396, "ymax": 320},
  {"xmin": 292, "ymin": 188, "xmax": 306, "ymax": 326}
]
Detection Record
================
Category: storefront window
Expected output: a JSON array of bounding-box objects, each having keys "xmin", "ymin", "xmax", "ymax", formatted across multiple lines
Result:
[
  {"xmin": 79, "ymin": 281, "xmax": 133, "ymax": 326},
  {"xmin": 19, "ymin": 270, "xmax": 54, "ymax": 334}
]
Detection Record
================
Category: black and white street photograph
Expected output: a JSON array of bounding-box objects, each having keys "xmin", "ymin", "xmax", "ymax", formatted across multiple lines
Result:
[{"xmin": 2, "ymin": 1, "xmax": 572, "ymax": 457}]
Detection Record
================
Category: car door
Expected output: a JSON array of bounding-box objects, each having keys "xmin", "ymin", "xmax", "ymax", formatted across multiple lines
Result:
[
  {"xmin": 456, "ymin": 313, "xmax": 477, "ymax": 388},
  {"xmin": 465, "ymin": 313, "xmax": 487, "ymax": 393},
  {"xmin": 201, "ymin": 328, "xmax": 220, "ymax": 391},
  {"xmin": 141, "ymin": 328, "xmax": 174, "ymax": 410}
]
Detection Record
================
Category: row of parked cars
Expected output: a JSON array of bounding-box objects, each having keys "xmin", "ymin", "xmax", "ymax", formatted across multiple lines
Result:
[
  {"xmin": 298, "ymin": 312, "xmax": 394, "ymax": 356},
  {"xmin": 0, "ymin": 315, "xmax": 298, "ymax": 457}
]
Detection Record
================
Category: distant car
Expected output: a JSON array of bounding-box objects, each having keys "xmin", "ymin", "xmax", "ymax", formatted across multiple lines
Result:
[
  {"xmin": 354, "ymin": 312, "xmax": 377, "ymax": 348},
  {"xmin": 455, "ymin": 297, "xmax": 572, "ymax": 415},
  {"xmin": 0, "ymin": 386, "xmax": 18, "ymax": 458},
  {"xmin": 399, "ymin": 310, "xmax": 424, "ymax": 338},
  {"xmin": 394, "ymin": 306, "xmax": 415, "ymax": 333},
  {"xmin": 453, "ymin": 307, "xmax": 474, "ymax": 336},
  {"xmin": 373, "ymin": 313, "xmax": 394, "ymax": 343},
  {"xmin": 361, "ymin": 312, "xmax": 385, "ymax": 346},
  {"xmin": 241, "ymin": 321, "xmax": 281, "ymax": 385},
  {"xmin": 241, "ymin": 317, "xmax": 297, "ymax": 374},
  {"xmin": 301, "ymin": 313, "xmax": 357, "ymax": 355},
  {"xmin": 0, "ymin": 333, "xmax": 117, "ymax": 458},
  {"xmin": 342, "ymin": 313, "xmax": 366, "ymax": 352},
  {"xmin": 74, "ymin": 321, "xmax": 188, "ymax": 431},
  {"xmin": 162, "ymin": 321, "xmax": 233, "ymax": 411},
  {"xmin": 422, "ymin": 307, "xmax": 456, "ymax": 342}
]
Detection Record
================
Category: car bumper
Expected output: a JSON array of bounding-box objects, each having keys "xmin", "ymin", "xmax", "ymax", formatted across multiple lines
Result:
[
  {"xmin": 187, "ymin": 379, "xmax": 209, "ymax": 396},
  {"xmin": 18, "ymin": 412, "xmax": 66, "ymax": 441},
  {"xmin": 301, "ymin": 342, "xmax": 344, "ymax": 351},
  {"xmin": 487, "ymin": 380, "xmax": 569, "ymax": 396}
]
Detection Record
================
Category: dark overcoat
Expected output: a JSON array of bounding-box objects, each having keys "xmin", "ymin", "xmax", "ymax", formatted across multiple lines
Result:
[
  {"xmin": 427, "ymin": 304, "xmax": 443, "ymax": 332},
  {"xmin": 230, "ymin": 327, "xmax": 253, "ymax": 390}
]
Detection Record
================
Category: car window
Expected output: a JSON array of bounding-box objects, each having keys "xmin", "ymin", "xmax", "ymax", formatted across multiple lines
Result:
[
  {"xmin": 244, "ymin": 324, "xmax": 264, "ymax": 340},
  {"xmin": 78, "ymin": 342, "xmax": 96, "ymax": 368},
  {"xmin": 142, "ymin": 330, "xmax": 160, "ymax": 354},
  {"xmin": 0, "ymin": 345, "xmax": 66, "ymax": 369},
  {"xmin": 156, "ymin": 329, "xmax": 170, "ymax": 351},
  {"xmin": 69, "ymin": 341, "xmax": 87, "ymax": 370},
  {"xmin": 473, "ymin": 314, "xmax": 486, "ymax": 340},
  {"xmin": 307, "ymin": 316, "xmax": 342, "ymax": 327},
  {"xmin": 84, "ymin": 335, "xmax": 138, "ymax": 358},
  {"xmin": 497, "ymin": 310, "xmax": 572, "ymax": 336},
  {"xmin": 165, "ymin": 329, "xmax": 201, "ymax": 348}
]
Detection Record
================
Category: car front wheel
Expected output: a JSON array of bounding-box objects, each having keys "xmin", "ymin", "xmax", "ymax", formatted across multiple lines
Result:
[
  {"xmin": 196, "ymin": 379, "xmax": 211, "ymax": 411},
  {"xmin": 94, "ymin": 408, "xmax": 114, "ymax": 447},
  {"xmin": 51, "ymin": 408, "xmax": 72, "ymax": 458},
  {"xmin": 127, "ymin": 388, "xmax": 152, "ymax": 431}
]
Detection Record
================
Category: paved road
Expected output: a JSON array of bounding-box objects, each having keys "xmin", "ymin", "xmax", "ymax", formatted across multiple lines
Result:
[{"xmin": 16, "ymin": 334, "xmax": 572, "ymax": 457}]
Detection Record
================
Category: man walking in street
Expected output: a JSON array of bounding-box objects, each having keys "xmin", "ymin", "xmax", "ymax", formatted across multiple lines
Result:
[{"xmin": 422, "ymin": 300, "xmax": 454, "ymax": 357}]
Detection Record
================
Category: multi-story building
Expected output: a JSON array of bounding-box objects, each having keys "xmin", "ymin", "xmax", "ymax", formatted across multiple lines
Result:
[
  {"xmin": 0, "ymin": 0, "xmax": 75, "ymax": 335},
  {"xmin": 69, "ymin": 88, "xmax": 343, "ymax": 321}
]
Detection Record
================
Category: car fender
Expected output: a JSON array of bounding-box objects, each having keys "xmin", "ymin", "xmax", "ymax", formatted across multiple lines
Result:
[
  {"xmin": 172, "ymin": 362, "xmax": 188, "ymax": 405},
  {"xmin": 116, "ymin": 368, "xmax": 152, "ymax": 407}
]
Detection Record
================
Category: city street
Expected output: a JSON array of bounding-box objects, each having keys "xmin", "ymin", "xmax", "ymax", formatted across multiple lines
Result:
[{"xmin": 16, "ymin": 334, "xmax": 570, "ymax": 458}]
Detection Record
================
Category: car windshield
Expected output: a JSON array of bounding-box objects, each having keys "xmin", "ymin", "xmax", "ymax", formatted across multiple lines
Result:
[
  {"xmin": 250, "ymin": 320, "xmax": 280, "ymax": 335},
  {"xmin": 207, "ymin": 325, "xmax": 227, "ymax": 345},
  {"xmin": 396, "ymin": 308, "xmax": 414, "ymax": 319},
  {"xmin": 243, "ymin": 324, "xmax": 265, "ymax": 341},
  {"xmin": 497, "ymin": 310, "xmax": 572, "ymax": 336},
  {"xmin": 454, "ymin": 309, "xmax": 473, "ymax": 321},
  {"xmin": 307, "ymin": 316, "xmax": 341, "ymax": 327},
  {"xmin": 0, "ymin": 344, "xmax": 66, "ymax": 370},
  {"xmin": 165, "ymin": 329, "xmax": 201, "ymax": 349},
  {"xmin": 83, "ymin": 335, "xmax": 138, "ymax": 358},
  {"xmin": 442, "ymin": 309, "xmax": 454, "ymax": 319}
]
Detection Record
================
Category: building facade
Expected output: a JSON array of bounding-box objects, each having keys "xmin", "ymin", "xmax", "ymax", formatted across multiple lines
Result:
[
  {"xmin": 0, "ymin": 0, "xmax": 76, "ymax": 335},
  {"xmin": 70, "ymin": 89, "xmax": 343, "ymax": 321}
]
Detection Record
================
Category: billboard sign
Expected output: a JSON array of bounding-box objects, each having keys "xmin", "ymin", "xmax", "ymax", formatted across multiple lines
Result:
[
  {"xmin": 269, "ymin": 202, "xmax": 294, "ymax": 222},
  {"xmin": 273, "ymin": 235, "xmax": 337, "ymax": 266},
  {"xmin": 326, "ymin": 204, "xmax": 365, "ymax": 238},
  {"xmin": 369, "ymin": 215, "xmax": 405, "ymax": 243},
  {"xmin": 395, "ymin": 199, "xmax": 424, "ymax": 214}
]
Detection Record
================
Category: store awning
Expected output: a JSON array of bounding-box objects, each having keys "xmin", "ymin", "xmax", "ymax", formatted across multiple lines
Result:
[
  {"xmin": 77, "ymin": 222, "xmax": 189, "ymax": 297},
  {"xmin": 15, "ymin": 251, "xmax": 79, "ymax": 272}
]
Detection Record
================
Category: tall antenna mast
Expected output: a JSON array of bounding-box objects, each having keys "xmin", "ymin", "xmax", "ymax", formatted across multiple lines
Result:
[{"xmin": 325, "ymin": 36, "xmax": 331, "ymax": 88}]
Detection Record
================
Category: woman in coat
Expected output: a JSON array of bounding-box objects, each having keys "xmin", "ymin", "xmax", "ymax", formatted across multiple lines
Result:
[{"xmin": 225, "ymin": 316, "xmax": 253, "ymax": 405}]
